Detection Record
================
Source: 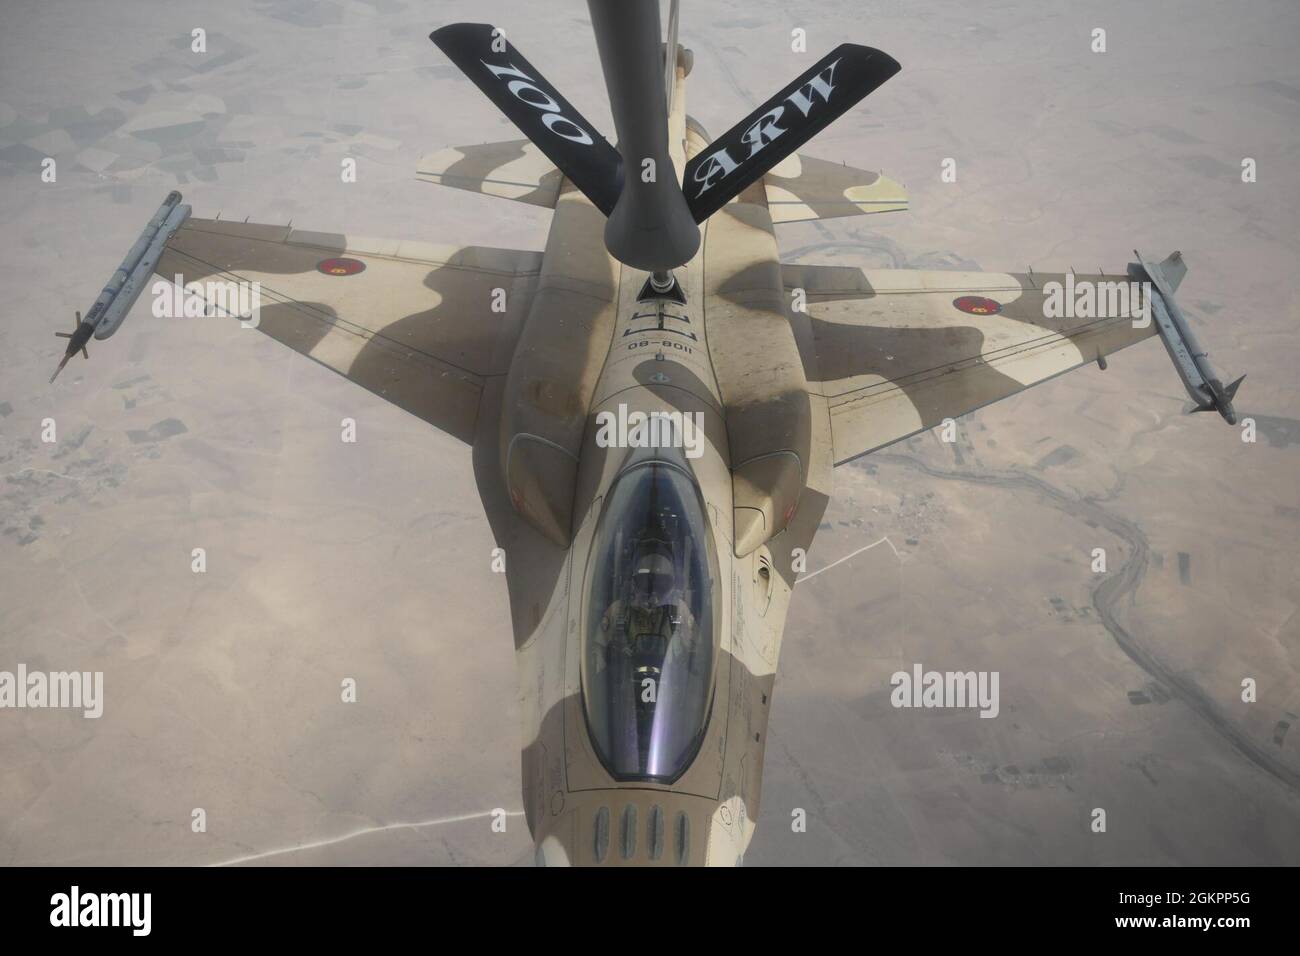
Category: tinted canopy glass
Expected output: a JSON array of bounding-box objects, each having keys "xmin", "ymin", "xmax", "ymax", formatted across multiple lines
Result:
[{"xmin": 582, "ymin": 462, "xmax": 719, "ymax": 782}]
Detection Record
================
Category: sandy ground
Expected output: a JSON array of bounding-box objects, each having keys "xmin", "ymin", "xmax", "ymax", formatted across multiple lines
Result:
[{"xmin": 1, "ymin": 0, "xmax": 1297, "ymax": 865}]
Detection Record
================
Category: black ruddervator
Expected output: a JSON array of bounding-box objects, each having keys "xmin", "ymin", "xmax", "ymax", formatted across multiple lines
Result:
[{"xmin": 430, "ymin": 5, "xmax": 901, "ymax": 273}]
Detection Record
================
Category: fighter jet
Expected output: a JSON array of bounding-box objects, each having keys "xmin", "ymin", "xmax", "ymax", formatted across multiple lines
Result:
[{"xmin": 58, "ymin": 1, "xmax": 1242, "ymax": 865}]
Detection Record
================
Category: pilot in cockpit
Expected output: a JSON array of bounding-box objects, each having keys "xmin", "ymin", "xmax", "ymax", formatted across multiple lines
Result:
[
  {"xmin": 630, "ymin": 545, "xmax": 678, "ymax": 614},
  {"xmin": 582, "ymin": 462, "xmax": 718, "ymax": 779},
  {"xmin": 594, "ymin": 533, "xmax": 699, "ymax": 676}
]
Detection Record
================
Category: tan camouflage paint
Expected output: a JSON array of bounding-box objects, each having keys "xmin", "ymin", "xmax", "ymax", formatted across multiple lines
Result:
[{"xmin": 149, "ymin": 42, "xmax": 1165, "ymax": 865}]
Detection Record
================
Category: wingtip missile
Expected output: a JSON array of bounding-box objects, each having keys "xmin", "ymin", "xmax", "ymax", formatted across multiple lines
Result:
[
  {"xmin": 1189, "ymin": 373, "xmax": 1245, "ymax": 425},
  {"xmin": 50, "ymin": 312, "xmax": 93, "ymax": 383},
  {"xmin": 50, "ymin": 192, "xmax": 190, "ymax": 385},
  {"xmin": 1130, "ymin": 250, "xmax": 1244, "ymax": 428}
]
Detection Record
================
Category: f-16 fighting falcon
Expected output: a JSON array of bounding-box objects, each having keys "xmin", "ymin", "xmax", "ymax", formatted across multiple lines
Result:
[{"xmin": 54, "ymin": 0, "xmax": 1243, "ymax": 865}]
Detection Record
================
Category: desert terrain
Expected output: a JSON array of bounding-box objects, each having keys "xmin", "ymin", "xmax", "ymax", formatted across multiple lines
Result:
[{"xmin": 1, "ymin": 0, "xmax": 1297, "ymax": 864}]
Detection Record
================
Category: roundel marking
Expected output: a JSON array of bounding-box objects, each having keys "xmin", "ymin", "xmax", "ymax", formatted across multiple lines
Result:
[
  {"xmin": 316, "ymin": 257, "xmax": 366, "ymax": 276},
  {"xmin": 952, "ymin": 295, "xmax": 1002, "ymax": 316}
]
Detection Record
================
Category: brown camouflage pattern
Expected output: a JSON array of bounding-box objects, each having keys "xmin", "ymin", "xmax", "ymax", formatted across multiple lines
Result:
[{"xmin": 149, "ymin": 42, "xmax": 1165, "ymax": 865}]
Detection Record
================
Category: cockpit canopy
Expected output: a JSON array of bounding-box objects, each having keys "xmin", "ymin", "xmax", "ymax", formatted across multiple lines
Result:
[{"xmin": 581, "ymin": 461, "xmax": 719, "ymax": 782}]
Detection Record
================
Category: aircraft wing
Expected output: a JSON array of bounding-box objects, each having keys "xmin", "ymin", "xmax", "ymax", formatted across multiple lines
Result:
[
  {"xmin": 786, "ymin": 263, "xmax": 1159, "ymax": 466},
  {"xmin": 157, "ymin": 218, "xmax": 541, "ymax": 444}
]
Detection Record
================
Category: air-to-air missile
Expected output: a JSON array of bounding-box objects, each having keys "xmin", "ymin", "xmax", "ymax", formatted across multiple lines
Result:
[
  {"xmin": 50, "ymin": 190, "xmax": 191, "ymax": 382},
  {"xmin": 1130, "ymin": 249, "xmax": 1245, "ymax": 425}
]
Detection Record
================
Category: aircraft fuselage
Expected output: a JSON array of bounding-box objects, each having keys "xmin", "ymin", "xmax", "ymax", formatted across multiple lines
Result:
[{"xmin": 468, "ymin": 93, "xmax": 832, "ymax": 864}]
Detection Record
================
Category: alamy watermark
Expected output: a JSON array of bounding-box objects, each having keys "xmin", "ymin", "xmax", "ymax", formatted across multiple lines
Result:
[
  {"xmin": 1042, "ymin": 275, "xmax": 1150, "ymax": 327},
  {"xmin": 152, "ymin": 276, "xmax": 261, "ymax": 327},
  {"xmin": 890, "ymin": 663, "xmax": 999, "ymax": 719},
  {"xmin": 50, "ymin": 886, "xmax": 150, "ymax": 936},
  {"xmin": 594, "ymin": 403, "xmax": 705, "ymax": 459},
  {"xmin": 0, "ymin": 665, "xmax": 103, "ymax": 718}
]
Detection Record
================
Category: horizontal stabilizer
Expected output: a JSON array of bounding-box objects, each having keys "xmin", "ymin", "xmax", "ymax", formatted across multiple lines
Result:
[
  {"xmin": 417, "ymin": 140, "xmax": 562, "ymax": 208},
  {"xmin": 765, "ymin": 153, "xmax": 907, "ymax": 223},
  {"xmin": 431, "ymin": 23, "xmax": 622, "ymax": 215},
  {"xmin": 683, "ymin": 43, "xmax": 900, "ymax": 222}
]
